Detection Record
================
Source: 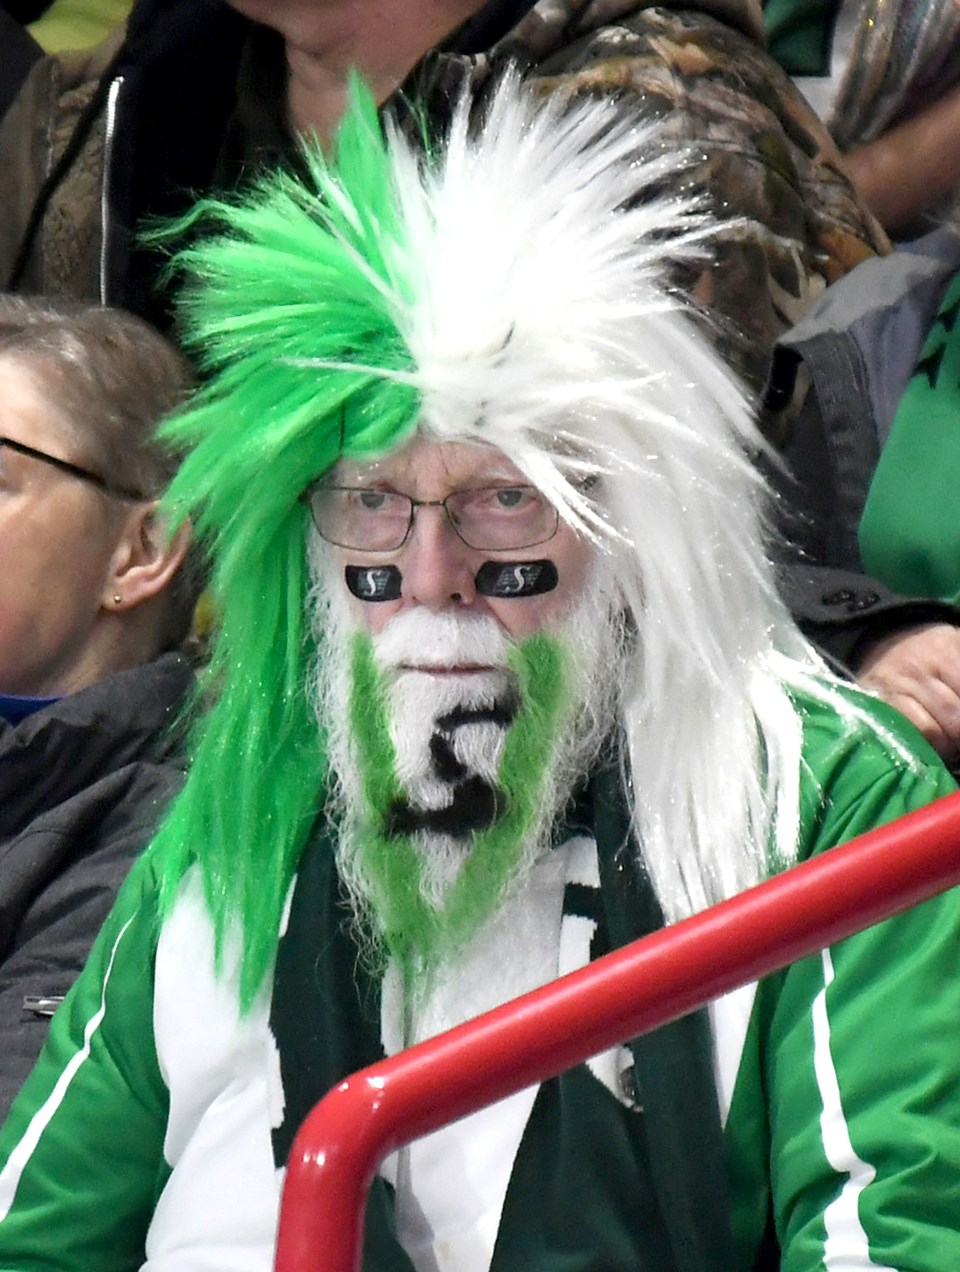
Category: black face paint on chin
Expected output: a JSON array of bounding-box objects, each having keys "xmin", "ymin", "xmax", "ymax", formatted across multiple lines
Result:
[
  {"xmin": 345, "ymin": 564, "xmax": 402, "ymax": 601},
  {"xmin": 475, "ymin": 560, "xmax": 558, "ymax": 598},
  {"xmin": 386, "ymin": 776, "xmax": 505, "ymax": 838},
  {"xmin": 384, "ymin": 698, "xmax": 520, "ymax": 839}
]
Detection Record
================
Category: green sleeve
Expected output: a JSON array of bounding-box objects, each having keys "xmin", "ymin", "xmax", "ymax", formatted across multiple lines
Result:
[
  {"xmin": 731, "ymin": 700, "xmax": 960, "ymax": 1270},
  {"xmin": 0, "ymin": 854, "xmax": 171, "ymax": 1270}
]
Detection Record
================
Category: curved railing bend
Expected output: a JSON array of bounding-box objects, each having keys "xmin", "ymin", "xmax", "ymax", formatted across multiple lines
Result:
[{"xmin": 275, "ymin": 788, "xmax": 960, "ymax": 1272}]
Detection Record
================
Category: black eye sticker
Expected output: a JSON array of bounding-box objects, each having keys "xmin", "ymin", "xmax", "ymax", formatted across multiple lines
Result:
[
  {"xmin": 345, "ymin": 564, "xmax": 402, "ymax": 601},
  {"xmin": 474, "ymin": 560, "xmax": 558, "ymax": 598}
]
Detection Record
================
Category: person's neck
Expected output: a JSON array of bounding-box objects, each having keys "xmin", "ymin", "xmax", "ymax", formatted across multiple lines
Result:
[{"xmin": 275, "ymin": 0, "xmax": 485, "ymax": 143}]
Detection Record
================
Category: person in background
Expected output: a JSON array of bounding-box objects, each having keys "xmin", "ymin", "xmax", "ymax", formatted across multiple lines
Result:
[
  {"xmin": 0, "ymin": 0, "xmax": 887, "ymax": 403},
  {"xmin": 0, "ymin": 78, "xmax": 957, "ymax": 1271},
  {"xmin": 0, "ymin": 294, "xmax": 196, "ymax": 1120},
  {"xmin": 764, "ymin": 0, "xmax": 960, "ymax": 235},
  {"xmin": 766, "ymin": 224, "xmax": 960, "ymax": 768},
  {"xmin": 759, "ymin": 0, "xmax": 960, "ymax": 755}
]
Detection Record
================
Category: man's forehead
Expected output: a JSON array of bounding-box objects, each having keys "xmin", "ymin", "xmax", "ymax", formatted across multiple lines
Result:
[{"xmin": 334, "ymin": 435, "xmax": 527, "ymax": 491}]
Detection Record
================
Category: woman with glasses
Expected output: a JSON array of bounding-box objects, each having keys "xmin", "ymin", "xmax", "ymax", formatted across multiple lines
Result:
[{"xmin": 0, "ymin": 294, "xmax": 197, "ymax": 1120}]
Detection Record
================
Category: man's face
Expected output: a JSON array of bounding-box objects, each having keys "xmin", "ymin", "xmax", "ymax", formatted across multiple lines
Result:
[
  {"xmin": 327, "ymin": 433, "xmax": 592, "ymax": 642},
  {"xmin": 310, "ymin": 434, "xmax": 613, "ymax": 988}
]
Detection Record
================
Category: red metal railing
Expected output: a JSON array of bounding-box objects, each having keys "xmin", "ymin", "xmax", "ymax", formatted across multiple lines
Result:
[{"xmin": 275, "ymin": 788, "xmax": 960, "ymax": 1272}]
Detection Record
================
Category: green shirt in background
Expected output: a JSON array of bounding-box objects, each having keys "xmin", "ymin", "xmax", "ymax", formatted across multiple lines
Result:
[{"xmin": 859, "ymin": 268, "xmax": 960, "ymax": 606}]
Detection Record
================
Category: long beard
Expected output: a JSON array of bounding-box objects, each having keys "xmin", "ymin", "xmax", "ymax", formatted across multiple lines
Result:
[{"xmin": 308, "ymin": 555, "xmax": 623, "ymax": 995}]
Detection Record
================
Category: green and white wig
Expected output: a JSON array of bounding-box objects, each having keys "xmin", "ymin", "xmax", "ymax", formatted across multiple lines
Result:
[{"xmin": 154, "ymin": 72, "xmax": 882, "ymax": 1008}]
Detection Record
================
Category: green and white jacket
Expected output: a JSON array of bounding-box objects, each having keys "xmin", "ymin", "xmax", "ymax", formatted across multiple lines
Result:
[{"xmin": 0, "ymin": 691, "xmax": 957, "ymax": 1271}]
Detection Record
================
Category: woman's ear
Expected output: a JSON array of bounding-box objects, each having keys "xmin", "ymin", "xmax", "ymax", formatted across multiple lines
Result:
[{"xmin": 103, "ymin": 502, "xmax": 191, "ymax": 612}]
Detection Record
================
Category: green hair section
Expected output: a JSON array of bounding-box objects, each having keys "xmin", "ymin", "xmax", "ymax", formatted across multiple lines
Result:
[
  {"xmin": 147, "ymin": 77, "xmax": 427, "ymax": 1010},
  {"xmin": 348, "ymin": 631, "xmax": 569, "ymax": 994}
]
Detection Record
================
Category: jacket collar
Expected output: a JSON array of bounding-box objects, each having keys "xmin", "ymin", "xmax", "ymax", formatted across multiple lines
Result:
[{"xmin": 0, "ymin": 652, "xmax": 193, "ymax": 821}]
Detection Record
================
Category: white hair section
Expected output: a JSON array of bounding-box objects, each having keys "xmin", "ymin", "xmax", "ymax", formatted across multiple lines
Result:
[
  {"xmin": 384, "ymin": 74, "xmax": 723, "ymax": 496},
  {"xmin": 352, "ymin": 74, "xmax": 921, "ymax": 920}
]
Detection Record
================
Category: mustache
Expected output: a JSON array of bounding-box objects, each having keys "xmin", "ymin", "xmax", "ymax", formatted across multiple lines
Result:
[{"xmin": 373, "ymin": 608, "xmax": 512, "ymax": 670}]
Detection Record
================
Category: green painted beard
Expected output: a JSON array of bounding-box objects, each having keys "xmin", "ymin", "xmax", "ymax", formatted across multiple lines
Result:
[{"xmin": 345, "ymin": 629, "xmax": 569, "ymax": 995}]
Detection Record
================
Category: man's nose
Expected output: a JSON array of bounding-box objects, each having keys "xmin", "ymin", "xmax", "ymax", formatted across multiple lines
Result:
[{"xmin": 400, "ymin": 505, "xmax": 478, "ymax": 610}]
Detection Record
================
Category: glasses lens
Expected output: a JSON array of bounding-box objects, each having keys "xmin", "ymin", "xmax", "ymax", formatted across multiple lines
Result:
[
  {"xmin": 447, "ymin": 486, "xmax": 558, "ymax": 549},
  {"xmin": 310, "ymin": 487, "xmax": 412, "ymax": 550}
]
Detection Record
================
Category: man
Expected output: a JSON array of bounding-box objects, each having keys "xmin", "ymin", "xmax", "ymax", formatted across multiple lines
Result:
[{"xmin": 0, "ymin": 77, "xmax": 958, "ymax": 1271}]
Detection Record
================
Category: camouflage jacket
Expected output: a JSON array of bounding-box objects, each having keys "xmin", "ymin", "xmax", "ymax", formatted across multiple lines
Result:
[{"xmin": 0, "ymin": 0, "xmax": 888, "ymax": 409}]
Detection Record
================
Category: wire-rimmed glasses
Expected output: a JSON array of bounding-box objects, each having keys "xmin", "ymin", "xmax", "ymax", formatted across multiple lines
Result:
[{"xmin": 304, "ymin": 484, "xmax": 560, "ymax": 552}]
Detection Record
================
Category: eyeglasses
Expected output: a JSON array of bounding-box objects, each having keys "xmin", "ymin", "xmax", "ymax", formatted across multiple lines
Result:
[
  {"xmin": 0, "ymin": 436, "xmax": 145, "ymax": 500},
  {"xmin": 304, "ymin": 483, "xmax": 561, "ymax": 552}
]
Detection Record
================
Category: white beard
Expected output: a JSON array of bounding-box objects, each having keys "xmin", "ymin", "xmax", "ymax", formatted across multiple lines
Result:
[
  {"xmin": 307, "ymin": 540, "xmax": 624, "ymax": 929},
  {"xmin": 376, "ymin": 611, "xmax": 514, "ymax": 798},
  {"xmin": 372, "ymin": 609, "xmax": 518, "ymax": 902}
]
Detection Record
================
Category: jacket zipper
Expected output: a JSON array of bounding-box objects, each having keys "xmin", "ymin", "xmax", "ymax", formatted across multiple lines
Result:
[{"xmin": 99, "ymin": 73, "xmax": 125, "ymax": 306}]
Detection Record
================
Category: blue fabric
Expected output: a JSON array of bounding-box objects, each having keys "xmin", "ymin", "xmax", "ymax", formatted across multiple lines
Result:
[{"xmin": 0, "ymin": 693, "xmax": 59, "ymax": 724}]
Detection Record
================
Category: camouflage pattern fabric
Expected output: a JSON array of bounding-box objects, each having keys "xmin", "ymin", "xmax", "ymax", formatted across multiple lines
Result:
[{"xmin": 412, "ymin": 0, "xmax": 890, "ymax": 426}]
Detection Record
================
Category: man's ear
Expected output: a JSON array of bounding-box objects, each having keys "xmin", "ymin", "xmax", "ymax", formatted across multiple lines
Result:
[{"xmin": 103, "ymin": 502, "xmax": 191, "ymax": 612}]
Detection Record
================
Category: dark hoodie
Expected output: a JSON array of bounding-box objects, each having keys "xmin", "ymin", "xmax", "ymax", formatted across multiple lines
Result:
[{"xmin": 0, "ymin": 651, "xmax": 193, "ymax": 1120}]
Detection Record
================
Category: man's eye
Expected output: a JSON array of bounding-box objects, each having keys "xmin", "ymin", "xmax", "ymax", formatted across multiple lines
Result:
[
  {"xmin": 493, "ymin": 487, "xmax": 528, "ymax": 509},
  {"xmin": 460, "ymin": 487, "xmax": 539, "ymax": 518},
  {"xmin": 357, "ymin": 490, "xmax": 388, "ymax": 511}
]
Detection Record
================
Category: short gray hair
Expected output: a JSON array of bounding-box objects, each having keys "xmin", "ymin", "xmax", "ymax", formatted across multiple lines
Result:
[{"xmin": 0, "ymin": 294, "xmax": 201, "ymax": 647}]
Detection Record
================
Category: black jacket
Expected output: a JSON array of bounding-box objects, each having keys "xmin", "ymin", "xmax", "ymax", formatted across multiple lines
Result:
[{"xmin": 0, "ymin": 652, "xmax": 193, "ymax": 1120}]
